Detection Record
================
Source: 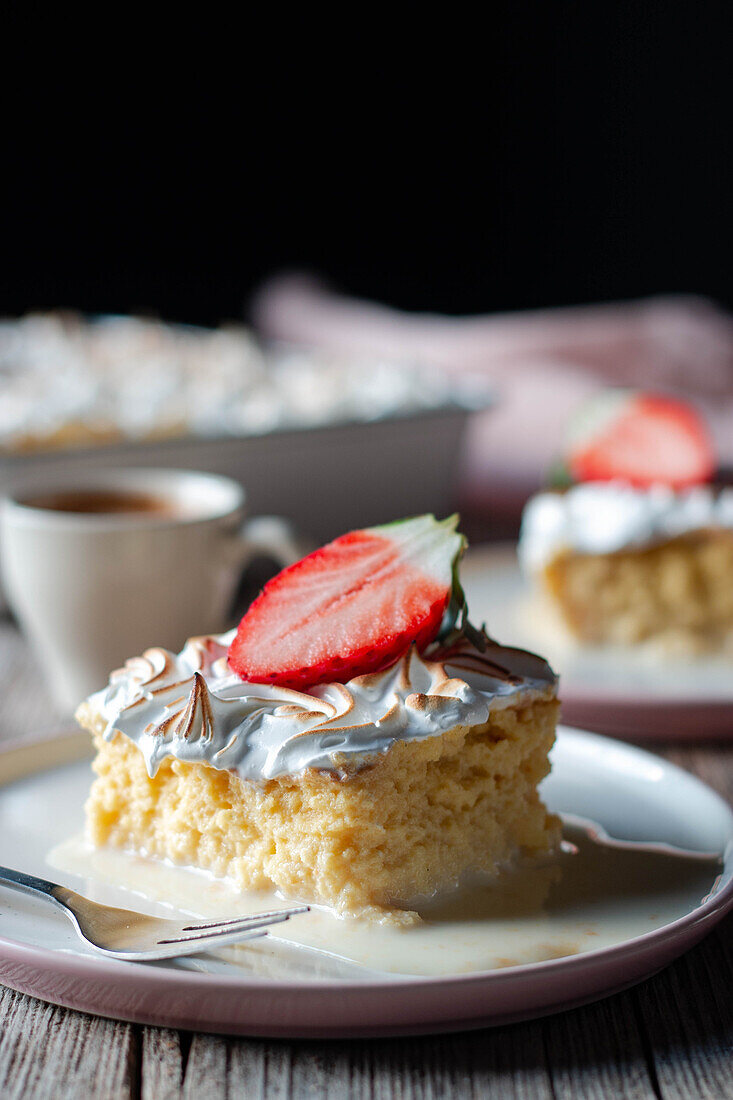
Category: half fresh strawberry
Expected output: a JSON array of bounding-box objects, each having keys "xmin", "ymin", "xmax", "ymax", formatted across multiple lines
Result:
[
  {"xmin": 228, "ymin": 514, "xmax": 465, "ymax": 690},
  {"xmin": 565, "ymin": 391, "xmax": 715, "ymax": 490}
]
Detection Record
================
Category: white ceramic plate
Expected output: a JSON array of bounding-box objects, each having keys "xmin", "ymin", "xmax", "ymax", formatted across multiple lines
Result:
[
  {"xmin": 462, "ymin": 545, "xmax": 733, "ymax": 739},
  {"xmin": 0, "ymin": 728, "xmax": 730, "ymax": 1037}
]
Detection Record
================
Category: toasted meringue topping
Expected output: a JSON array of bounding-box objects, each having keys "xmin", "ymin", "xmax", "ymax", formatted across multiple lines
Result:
[
  {"xmin": 0, "ymin": 313, "xmax": 464, "ymax": 451},
  {"xmin": 519, "ymin": 482, "xmax": 733, "ymax": 572},
  {"xmin": 84, "ymin": 631, "xmax": 557, "ymax": 781}
]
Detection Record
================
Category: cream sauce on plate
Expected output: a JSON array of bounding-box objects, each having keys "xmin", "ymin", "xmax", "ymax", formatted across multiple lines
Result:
[{"xmin": 48, "ymin": 818, "xmax": 722, "ymax": 978}]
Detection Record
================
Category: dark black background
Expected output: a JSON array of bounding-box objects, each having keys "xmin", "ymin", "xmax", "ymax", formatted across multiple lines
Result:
[{"xmin": 2, "ymin": 5, "xmax": 730, "ymax": 325}]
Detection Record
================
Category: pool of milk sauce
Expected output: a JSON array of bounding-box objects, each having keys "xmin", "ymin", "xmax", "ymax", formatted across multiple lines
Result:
[{"xmin": 47, "ymin": 818, "xmax": 722, "ymax": 980}]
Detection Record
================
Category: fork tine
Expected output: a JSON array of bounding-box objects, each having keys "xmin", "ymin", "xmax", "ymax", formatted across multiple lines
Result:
[
  {"xmin": 157, "ymin": 906, "xmax": 309, "ymax": 946},
  {"xmin": 179, "ymin": 904, "xmax": 309, "ymax": 933}
]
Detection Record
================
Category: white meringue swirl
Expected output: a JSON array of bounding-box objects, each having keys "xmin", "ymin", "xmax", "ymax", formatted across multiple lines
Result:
[
  {"xmin": 85, "ymin": 631, "xmax": 557, "ymax": 781},
  {"xmin": 519, "ymin": 482, "xmax": 733, "ymax": 572}
]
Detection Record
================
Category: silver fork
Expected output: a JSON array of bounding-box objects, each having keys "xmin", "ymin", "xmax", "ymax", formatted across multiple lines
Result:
[{"xmin": 0, "ymin": 865, "xmax": 309, "ymax": 961}]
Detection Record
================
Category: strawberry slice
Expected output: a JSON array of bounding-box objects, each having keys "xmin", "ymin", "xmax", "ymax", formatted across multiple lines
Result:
[
  {"xmin": 228, "ymin": 514, "xmax": 465, "ymax": 689},
  {"xmin": 566, "ymin": 391, "xmax": 714, "ymax": 489}
]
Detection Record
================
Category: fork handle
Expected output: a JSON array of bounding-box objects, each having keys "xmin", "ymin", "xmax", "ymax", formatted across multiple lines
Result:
[{"xmin": 0, "ymin": 865, "xmax": 65, "ymax": 903}]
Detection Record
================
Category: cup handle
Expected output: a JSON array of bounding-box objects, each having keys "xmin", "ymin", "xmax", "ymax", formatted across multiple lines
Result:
[{"xmin": 225, "ymin": 515, "xmax": 309, "ymax": 573}]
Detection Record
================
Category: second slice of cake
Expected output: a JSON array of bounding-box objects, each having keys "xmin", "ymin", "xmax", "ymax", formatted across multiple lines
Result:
[{"xmin": 518, "ymin": 391, "xmax": 733, "ymax": 653}]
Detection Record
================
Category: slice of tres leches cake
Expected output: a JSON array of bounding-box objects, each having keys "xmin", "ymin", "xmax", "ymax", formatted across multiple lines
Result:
[
  {"xmin": 78, "ymin": 513, "xmax": 560, "ymax": 924},
  {"xmin": 518, "ymin": 391, "xmax": 733, "ymax": 652}
]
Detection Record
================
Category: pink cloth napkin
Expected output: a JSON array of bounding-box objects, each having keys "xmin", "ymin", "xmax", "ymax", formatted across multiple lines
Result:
[{"xmin": 252, "ymin": 275, "xmax": 733, "ymax": 515}]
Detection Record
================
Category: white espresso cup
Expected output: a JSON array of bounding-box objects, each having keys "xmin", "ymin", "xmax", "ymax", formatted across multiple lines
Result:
[{"xmin": 0, "ymin": 468, "xmax": 302, "ymax": 711}]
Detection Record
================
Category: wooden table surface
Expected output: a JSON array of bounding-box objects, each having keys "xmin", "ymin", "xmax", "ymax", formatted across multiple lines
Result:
[{"xmin": 0, "ymin": 619, "xmax": 731, "ymax": 1099}]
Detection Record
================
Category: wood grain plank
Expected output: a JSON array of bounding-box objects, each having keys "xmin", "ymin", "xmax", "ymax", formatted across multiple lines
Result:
[
  {"xmin": 423, "ymin": 1024, "xmax": 552, "ymax": 1100},
  {"xmin": 141, "ymin": 1028, "xmax": 184, "ymax": 1100},
  {"xmin": 635, "ymin": 914, "xmax": 733, "ymax": 1100},
  {"xmin": 290, "ymin": 1043, "xmax": 369, "ymax": 1100},
  {"xmin": 230, "ymin": 1041, "xmax": 289, "ymax": 1098},
  {"xmin": 636, "ymin": 743, "xmax": 733, "ymax": 1098},
  {"xmin": 181, "ymin": 1034, "xmax": 230, "ymax": 1099},
  {"xmin": 541, "ymin": 990, "xmax": 657, "ymax": 1099},
  {"xmin": 0, "ymin": 986, "xmax": 138, "ymax": 1100},
  {"xmin": 440, "ymin": 1025, "xmax": 550, "ymax": 1100},
  {"xmin": 181, "ymin": 1026, "xmax": 553, "ymax": 1100},
  {"xmin": 181, "ymin": 1034, "xmax": 299, "ymax": 1099}
]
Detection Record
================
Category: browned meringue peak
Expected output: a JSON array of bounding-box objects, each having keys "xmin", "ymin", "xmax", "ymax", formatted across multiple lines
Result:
[
  {"xmin": 156, "ymin": 672, "xmax": 215, "ymax": 743},
  {"xmin": 437, "ymin": 636, "xmax": 555, "ymax": 687},
  {"xmin": 84, "ymin": 631, "xmax": 557, "ymax": 781}
]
